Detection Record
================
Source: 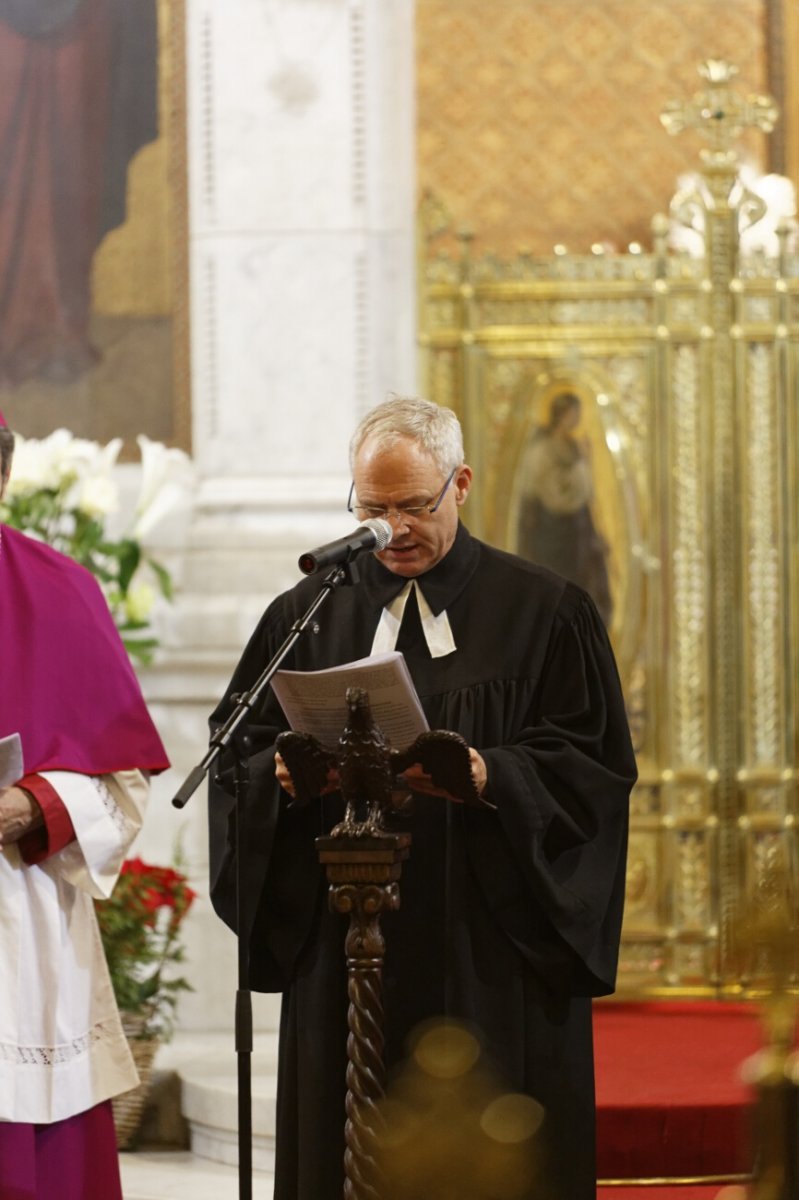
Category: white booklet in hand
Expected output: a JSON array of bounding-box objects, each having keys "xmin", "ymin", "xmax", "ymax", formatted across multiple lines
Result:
[
  {"xmin": 271, "ymin": 651, "xmax": 428, "ymax": 750},
  {"xmin": 0, "ymin": 733, "xmax": 23, "ymax": 789}
]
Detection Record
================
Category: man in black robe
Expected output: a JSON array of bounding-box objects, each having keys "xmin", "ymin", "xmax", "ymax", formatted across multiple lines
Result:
[{"xmin": 208, "ymin": 396, "xmax": 637, "ymax": 1199}]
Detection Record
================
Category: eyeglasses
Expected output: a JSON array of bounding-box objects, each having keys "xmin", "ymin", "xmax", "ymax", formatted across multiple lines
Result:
[{"xmin": 348, "ymin": 467, "xmax": 457, "ymax": 522}]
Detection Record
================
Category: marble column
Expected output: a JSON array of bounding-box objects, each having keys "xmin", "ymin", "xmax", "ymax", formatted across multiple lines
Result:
[{"xmin": 137, "ymin": 0, "xmax": 417, "ymax": 1035}]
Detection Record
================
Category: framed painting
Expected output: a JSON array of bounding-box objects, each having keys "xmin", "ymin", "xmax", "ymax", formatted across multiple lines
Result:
[
  {"xmin": 0, "ymin": 0, "xmax": 189, "ymax": 453},
  {"xmin": 458, "ymin": 356, "xmax": 644, "ymax": 681},
  {"xmin": 512, "ymin": 385, "xmax": 615, "ymax": 629}
]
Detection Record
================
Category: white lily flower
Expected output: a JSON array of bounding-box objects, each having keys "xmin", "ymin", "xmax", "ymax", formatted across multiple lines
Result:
[
  {"xmin": 76, "ymin": 474, "xmax": 120, "ymax": 519},
  {"xmin": 65, "ymin": 435, "xmax": 122, "ymax": 488},
  {"xmin": 3, "ymin": 435, "xmax": 50, "ymax": 494},
  {"xmin": 6, "ymin": 429, "xmax": 78, "ymax": 494},
  {"xmin": 133, "ymin": 435, "xmax": 194, "ymax": 539},
  {"xmin": 53, "ymin": 433, "xmax": 98, "ymax": 483},
  {"xmin": 97, "ymin": 437, "xmax": 123, "ymax": 474}
]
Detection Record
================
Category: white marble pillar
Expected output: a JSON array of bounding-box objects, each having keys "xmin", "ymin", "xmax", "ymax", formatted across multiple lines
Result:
[{"xmin": 137, "ymin": 0, "xmax": 417, "ymax": 1034}]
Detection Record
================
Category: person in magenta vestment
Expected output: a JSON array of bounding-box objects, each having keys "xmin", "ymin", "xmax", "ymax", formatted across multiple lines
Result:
[
  {"xmin": 0, "ymin": 0, "xmax": 158, "ymax": 384},
  {"xmin": 0, "ymin": 410, "xmax": 170, "ymax": 1199}
]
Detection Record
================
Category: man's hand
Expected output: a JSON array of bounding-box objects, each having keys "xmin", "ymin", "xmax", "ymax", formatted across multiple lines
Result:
[
  {"xmin": 274, "ymin": 752, "xmax": 339, "ymax": 800},
  {"xmin": 0, "ymin": 786, "xmax": 44, "ymax": 849},
  {"xmin": 399, "ymin": 748, "xmax": 487, "ymax": 803}
]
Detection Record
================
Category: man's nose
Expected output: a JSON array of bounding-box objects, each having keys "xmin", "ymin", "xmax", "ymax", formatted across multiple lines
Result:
[{"xmin": 387, "ymin": 509, "xmax": 412, "ymax": 533}]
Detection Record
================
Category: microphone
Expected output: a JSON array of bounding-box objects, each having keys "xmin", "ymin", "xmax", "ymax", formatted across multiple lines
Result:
[{"xmin": 298, "ymin": 517, "xmax": 393, "ymax": 575}]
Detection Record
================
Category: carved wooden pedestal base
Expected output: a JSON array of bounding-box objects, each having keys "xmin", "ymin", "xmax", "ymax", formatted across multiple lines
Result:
[{"xmin": 316, "ymin": 832, "xmax": 411, "ymax": 1200}]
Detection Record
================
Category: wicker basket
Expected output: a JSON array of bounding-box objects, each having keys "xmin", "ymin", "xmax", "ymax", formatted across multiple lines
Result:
[{"xmin": 113, "ymin": 1012, "xmax": 160, "ymax": 1150}]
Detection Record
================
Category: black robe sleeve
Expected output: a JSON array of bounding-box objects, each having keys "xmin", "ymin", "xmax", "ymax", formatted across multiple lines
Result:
[
  {"xmin": 207, "ymin": 599, "xmax": 331, "ymax": 992},
  {"xmin": 465, "ymin": 590, "xmax": 635, "ymax": 995}
]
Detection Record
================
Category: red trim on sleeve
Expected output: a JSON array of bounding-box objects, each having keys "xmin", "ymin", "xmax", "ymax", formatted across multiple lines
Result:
[{"xmin": 16, "ymin": 774, "xmax": 77, "ymax": 864}]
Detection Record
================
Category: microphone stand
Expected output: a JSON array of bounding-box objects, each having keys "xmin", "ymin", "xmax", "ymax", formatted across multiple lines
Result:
[{"xmin": 171, "ymin": 559, "xmax": 359, "ymax": 1200}]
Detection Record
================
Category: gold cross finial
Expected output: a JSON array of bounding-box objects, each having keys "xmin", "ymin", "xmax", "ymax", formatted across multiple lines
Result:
[{"xmin": 661, "ymin": 60, "xmax": 778, "ymax": 163}]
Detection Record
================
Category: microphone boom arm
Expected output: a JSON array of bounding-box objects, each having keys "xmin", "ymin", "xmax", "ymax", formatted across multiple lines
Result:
[{"xmin": 172, "ymin": 560, "xmax": 355, "ymax": 809}]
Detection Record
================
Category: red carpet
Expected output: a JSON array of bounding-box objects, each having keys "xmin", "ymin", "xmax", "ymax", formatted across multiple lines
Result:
[{"xmin": 593, "ymin": 1001, "xmax": 764, "ymax": 1182}]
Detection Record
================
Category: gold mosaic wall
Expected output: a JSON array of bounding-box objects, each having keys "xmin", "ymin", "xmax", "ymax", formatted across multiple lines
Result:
[{"xmin": 416, "ymin": 0, "xmax": 769, "ymax": 255}]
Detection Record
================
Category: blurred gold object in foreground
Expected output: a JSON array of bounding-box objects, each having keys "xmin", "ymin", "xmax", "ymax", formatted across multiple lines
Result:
[
  {"xmin": 735, "ymin": 883, "xmax": 799, "ymax": 1200},
  {"xmin": 374, "ymin": 1022, "xmax": 544, "ymax": 1200}
]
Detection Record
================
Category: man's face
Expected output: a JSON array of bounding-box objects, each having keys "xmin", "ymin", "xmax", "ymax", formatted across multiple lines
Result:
[{"xmin": 352, "ymin": 435, "xmax": 472, "ymax": 578}]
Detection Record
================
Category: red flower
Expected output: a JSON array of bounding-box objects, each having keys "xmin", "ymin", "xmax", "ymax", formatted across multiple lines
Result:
[{"xmin": 94, "ymin": 857, "xmax": 198, "ymax": 1039}]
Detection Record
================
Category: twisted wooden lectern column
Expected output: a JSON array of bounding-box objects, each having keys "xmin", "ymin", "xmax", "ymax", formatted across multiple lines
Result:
[
  {"xmin": 277, "ymin": 687, "xmax": 479, "ymax": 1197},
  {"xmin": 316, "ymin": 832, "xmax": 411, "ymax": 1200}
]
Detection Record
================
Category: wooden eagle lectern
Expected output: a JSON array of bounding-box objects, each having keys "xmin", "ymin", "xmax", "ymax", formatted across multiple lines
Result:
[{"xmin": 277, "ymin": 686, "xmax": 482, "ymax": 1199}]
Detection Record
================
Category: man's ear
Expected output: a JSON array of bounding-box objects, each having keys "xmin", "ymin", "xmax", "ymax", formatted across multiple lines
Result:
[{"xmin": 454, "ymin": 464, "xmax": 473, "ymax": 506}]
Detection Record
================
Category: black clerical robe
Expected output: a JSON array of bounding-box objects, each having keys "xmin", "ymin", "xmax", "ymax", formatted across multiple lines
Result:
[{"xmin": 209, "ymin": 522, "xmax": 636, "ymax": 1200}]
